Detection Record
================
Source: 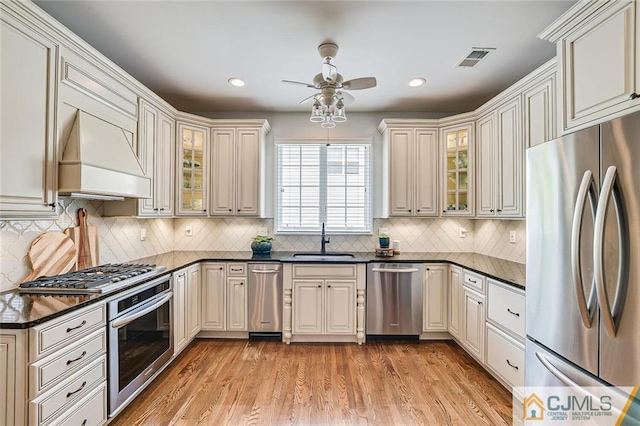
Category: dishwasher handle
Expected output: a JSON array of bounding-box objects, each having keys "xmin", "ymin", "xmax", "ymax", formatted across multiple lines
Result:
[
  {"xmin": 251, "ymin": 270, "xmax": 281, "ymax": 274},
  {"xmin": 370, "ymin": 268, "xmax": 419, "ymax": 273}
]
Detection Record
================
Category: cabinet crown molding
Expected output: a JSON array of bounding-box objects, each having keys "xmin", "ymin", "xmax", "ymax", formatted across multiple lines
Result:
[{"xmin": 538, "ymin": 0, "xmax": 627, "ymax": 42}]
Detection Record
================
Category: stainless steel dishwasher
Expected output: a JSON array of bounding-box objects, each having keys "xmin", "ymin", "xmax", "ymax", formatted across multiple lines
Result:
[
  {"xmin": 248, "ymin": 263, "xmax": 283, "ymax": 340},
  {"xmin": 366, "ymin": 263, "xmax": 423, "ymax": 336}
]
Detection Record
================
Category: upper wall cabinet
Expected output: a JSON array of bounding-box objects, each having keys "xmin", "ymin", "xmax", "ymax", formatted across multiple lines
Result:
[
  {"xmin": 540, "ymin": 0, "xmax": 640, "ymax": 131},
  {"xmin": 379, "ymin": 122, "xmax": 440, "ymax": 217},
  {"xmin": 476, "ymin": 97, "xmax": 524, "ymax": 218},
  {"xmin": 210, "ymin": 121, "xmax": 270, "ymax": 217},
  {"xmin": 441, "ymin": 123, "xmax": 474, "ymax": 216},
  {"xmin": 177, "ymin": 121, "xmax": 209, "ymax": 216},
  {"xmin": 103, "ymin": 100, "xmax": 175, "ymax": 218},
  {"xmin": 523, "ymin": 68, "xmax": 557, "ymax": 148},
  {"xmin": 0, "ymin": 8, "xmax": 58, "ymax": 219}
]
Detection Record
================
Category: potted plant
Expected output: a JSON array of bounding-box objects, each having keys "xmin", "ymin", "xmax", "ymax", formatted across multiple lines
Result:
[
  {"xmin": 378, "ymin": 233, "xmax": 390, "ymax": 248},
  {"xmin": 251, "ymin": 235, "xmax": 273, "ymax": 255}
]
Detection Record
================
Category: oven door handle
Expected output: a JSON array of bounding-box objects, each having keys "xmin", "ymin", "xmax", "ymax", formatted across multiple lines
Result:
[{"xmin": 111, "ymin": 291, "xmax": 173, "ymax": 329}]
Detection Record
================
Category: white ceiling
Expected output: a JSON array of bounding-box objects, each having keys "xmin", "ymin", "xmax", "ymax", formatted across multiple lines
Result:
[{"xmin": 34, "ymin": 0, "xmax": 574, "ymax": 114}]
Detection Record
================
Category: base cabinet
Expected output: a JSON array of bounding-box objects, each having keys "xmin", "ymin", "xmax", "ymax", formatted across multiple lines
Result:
[
  {"xmin": 173, "ymin": 264, "xmax": 202, "ymax": 355},
  {"xmin": 462, "ymin": 287, "xmax": 485, "ymax": 363},
  {"xmin": 285, "ymin": 264, "xmax": 364, "ymax": 344},
  {"xmin": 423, "ymin": 264, "xmax": 448, "ymax": 332},
  {"xmin": 448, "ymin": 266, "xmax": 463, "ymax": 339},
  {"xmin": 200, "ymin": 262, "xmax": 248, "ymax": 333}
]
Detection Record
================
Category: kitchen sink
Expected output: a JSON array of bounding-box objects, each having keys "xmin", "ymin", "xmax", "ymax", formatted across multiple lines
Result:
[{"xmin": 292, "ymin": 252, "xmax": 355, "ymax": 260}]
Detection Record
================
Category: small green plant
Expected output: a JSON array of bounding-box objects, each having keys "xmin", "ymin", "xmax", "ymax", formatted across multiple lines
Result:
[
  {"xmin": 252, "ymin": 235, "xmax": 273, "ymax": 243},
  {"xmin": 378, "ymin": 233, "xmax": 389, "ymax": 238}
]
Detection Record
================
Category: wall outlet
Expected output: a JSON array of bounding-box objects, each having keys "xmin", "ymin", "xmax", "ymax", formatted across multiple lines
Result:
[
  {"xmin": 258, "ymin": 227, "xmax": 268, "ymax": 236},
  {"xmin": 140, "ymin": 228, "xmax": 147, "ymax": 241},
  {"xmin": 458, "ymin": 227, "xmax": 467, "ymax": 238},
  {"xmin": 185, "ymin": 226, "xmax": 193, "ymax": 237},
  {"xmin": 510, "ymin": 230, "xmax": 517, "ymax": 244},
  {"xmin": 378, "ymin": 227, "xmax": 389, "ymax": 236}
]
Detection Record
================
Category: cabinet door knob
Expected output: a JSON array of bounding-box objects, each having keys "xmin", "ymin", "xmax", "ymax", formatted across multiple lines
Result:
[
  {"xmin": 317, "ymin": 285, "xmax": 322, "ymax": 288},
  {"xmin": 160, "ymin": 208, "xmax": 165, "ymax": 211},
  {"xmin": 240, "ymin": 282, "xmax": 244, "ymax": 285},
  {"xmin": 203, "ymin": 209, "xmax": 207, "ymax": 212},
  {"xmin": 228, "ymin": 209, "xmax": 232, "ymax": 212},
  {"xmin": 408, "ymin": 209, "xmax": 412, "ymax": 213},
  {"xmin": 417, "ymin": 209, "xmax": 421, "ymax": 212},
  {"xmin": 490, "ymin": 209, "xmax": 494, "ymax": 213},
  {"xmin": 328, "ymin": 285, "xmax": 331, "ymax": 288},
  {"xmin": 477, "ymin": 301, "xmax": 483, "ymax": 305},
  {"xmin": 237, "ymin": 209, "xmax": 241, "ymax": 212},
  {"xmin": 497, "ymin": 209, "xmax": 502, "ymax": 212},
  {"xmin": 631, "ymin": 93, "xmax": 639, "ymax": 100},
  {"xmin": 442, "ymin": 210, "xmax": 446, "ymax": 213}
]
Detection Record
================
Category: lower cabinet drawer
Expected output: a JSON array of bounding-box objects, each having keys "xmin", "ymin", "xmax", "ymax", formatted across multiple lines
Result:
[
  {"xmin": 486, "ymin": 324, "xmax": 524, "ymax": 390},
  {"xmin": 487, "ymin": 280, "xmax": 525, "ymax": 339},
  {"xmin": 50, "ymin": 382, "xmax": 107, "ymax": 426},
  {"xmin": 30, "ymin": 328, "xmax": 106, "ymax": 397},
  {"xmin": 30, "ymin": 356, "xmax": 107, "ymax": 425}
]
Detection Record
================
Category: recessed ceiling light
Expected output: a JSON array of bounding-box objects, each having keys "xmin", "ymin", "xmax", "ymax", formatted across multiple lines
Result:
[
  {"xmin": 408, "ymin": 78, "xmax": 426, "ymax": 87},
  {"xmin": 228, "ymin": 77, "xmax": 245, "ymax": 87}
]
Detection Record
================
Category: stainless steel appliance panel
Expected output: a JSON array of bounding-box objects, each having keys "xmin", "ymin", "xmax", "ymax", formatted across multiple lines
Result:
[
  {"xmin": 526, "ymin": 126, "xmax": 600, "ymax": 376},
  {"xmin": 599, "ymin": 115, "xmax": 639, "ymax": 386},
  {"xmin": 108, "ymin": 275, "xmax": 173, "ymax": 417},
  {"xmin": 248, "ymin": 263, "xmax": 283, "ymax": 332},
  {"xmin": 366, "ymin": 263, "xmax": 423, "ymax": 335},
  {"xmin": 526, "ymin": 339, "xmax": 604, "ymax": 389}
]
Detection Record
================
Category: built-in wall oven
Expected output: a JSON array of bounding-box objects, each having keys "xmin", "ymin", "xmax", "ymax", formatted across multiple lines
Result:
[{"xmin": 107, "ymin": 274, "xmax": 173, "ymax": 417}]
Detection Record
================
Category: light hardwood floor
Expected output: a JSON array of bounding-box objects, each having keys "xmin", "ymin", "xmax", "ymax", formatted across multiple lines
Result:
[{"xmin": 110, "ymin": 340, "xmax": 513, "ymax": 425}]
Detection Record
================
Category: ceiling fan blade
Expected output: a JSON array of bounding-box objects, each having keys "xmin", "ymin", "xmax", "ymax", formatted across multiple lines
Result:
[
  {"xmin": 342, "ymin": 77, "xmax": 377, "ymax": 90},
  {"xmin": 299, "ymin": 93, "xmax": 321, "ymax": 104},
  {"xmin": 282, "ymin": 79, "xmax": 315, "ymax": 88},
  {"xmin": 337, "ymin": 91, "xmax": 355, "ymax": 104},
  {"xmin": 322, "ymin": 63, "xmax": 338, "ymax": 83}
]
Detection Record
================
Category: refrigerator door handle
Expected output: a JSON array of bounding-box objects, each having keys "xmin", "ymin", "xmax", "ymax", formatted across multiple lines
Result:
[
  {"xmin": 594, "ymin": 166, "xmax": 630, "ymax": 338},
  {"xmin": 535, "ymin": 351, "xmax": 581, "ymax": 388},
  {"xmin": 571, "ymin": 170, "xmax": 598, "ymax": 328}
]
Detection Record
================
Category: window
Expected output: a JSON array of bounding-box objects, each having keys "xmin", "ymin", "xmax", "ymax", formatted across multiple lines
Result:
[{"xmin": 277, "ymin": 142, "xmax": 371, "ymax": 233}]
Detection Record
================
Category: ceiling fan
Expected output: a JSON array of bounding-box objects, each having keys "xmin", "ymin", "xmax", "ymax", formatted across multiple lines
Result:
[{"xmin": 282, "ymin": 42, "xmax": 377, "ymax": 127}]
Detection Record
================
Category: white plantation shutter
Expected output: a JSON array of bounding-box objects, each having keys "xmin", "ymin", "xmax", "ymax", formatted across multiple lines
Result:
[{"xmin": 277, "ymin": 142, "xmax": 371, "ymax": 233}]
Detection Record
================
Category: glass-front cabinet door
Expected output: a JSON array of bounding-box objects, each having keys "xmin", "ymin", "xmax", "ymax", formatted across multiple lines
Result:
[
  {"xmin": 441, "ymin": 123, "xmax": 474, "ymax": 216},
  {"xmin": 177, "ymin": 122, "xmax": 209, "ymax": 215}
]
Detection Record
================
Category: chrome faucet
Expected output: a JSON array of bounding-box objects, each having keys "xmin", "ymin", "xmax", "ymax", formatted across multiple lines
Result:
[{"xmin": 320, "ymin": 222, "xmax": 330, "ymax": 254}]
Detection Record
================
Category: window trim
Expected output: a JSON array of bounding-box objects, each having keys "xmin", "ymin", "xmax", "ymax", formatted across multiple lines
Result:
[{"xmin": 274, "ymin": 138, "xmax": 372, "ymax": 235}]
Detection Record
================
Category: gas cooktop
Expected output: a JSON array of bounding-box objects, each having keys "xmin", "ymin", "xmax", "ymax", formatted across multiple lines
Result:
[{"xmin": 18, "ymin": 263, "xmax": 166, "ymax": 294}]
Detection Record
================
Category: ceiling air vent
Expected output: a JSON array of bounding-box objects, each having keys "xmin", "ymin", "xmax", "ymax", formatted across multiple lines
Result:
[{"xmin": 457, "ymin": 48, "xmax": 496, "ymax": 68}]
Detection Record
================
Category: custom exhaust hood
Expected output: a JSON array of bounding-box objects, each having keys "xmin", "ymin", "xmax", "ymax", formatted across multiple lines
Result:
[{"xmin": 58, "ymin": 110, "xmax": 151, "ymax": 200}]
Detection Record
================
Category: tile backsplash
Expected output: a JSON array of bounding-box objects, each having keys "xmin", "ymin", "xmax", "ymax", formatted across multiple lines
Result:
[
  {"xmin": 0, "ymin": 198, "xmax": 173, "ymax": 291},
  {"xmin": 1, "ymin": 203, "xmax": 525, "ymax": 291}
]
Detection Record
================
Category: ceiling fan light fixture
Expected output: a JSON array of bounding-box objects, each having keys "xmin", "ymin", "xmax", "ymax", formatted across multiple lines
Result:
[
  {"xmin": 408, "ymin": 77, "xmax": 426, "ymax": 87},
  {"xmin": 321, "ymin": 118, "xmax": 336, "ymax": 128},
  {"xmin": 332, "ymin": 101, "xmax": 347, "ymax": 122},
  {"xmin": 310, "ymin": 102, "xmax": 325, "ymax": 122},
  {"xmin": 228, "ymin": 77, "xmax": 245, "ymax": 87}
]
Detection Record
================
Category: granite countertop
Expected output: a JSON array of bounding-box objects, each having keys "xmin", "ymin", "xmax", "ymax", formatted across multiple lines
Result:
[{"xmin": 0, "ymin": 251, "xmax": 524, "ymax": 329}]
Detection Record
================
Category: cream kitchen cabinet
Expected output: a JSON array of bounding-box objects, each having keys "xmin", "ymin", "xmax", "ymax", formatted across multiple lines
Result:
[
  {"xmin": 378, "ymin": 122, "xmax": 440, "ymax": 217},
  {"xmin": 523, "ymin": 67, "xmax": 557, "ymax": 148},
  {"xmin": 0, "ymin": 8, "xmax": 58, "ymax": 219},
  {"xmin": 200, "ymin": 262, "xmax": 248, "ymax": 334},
  {"xmin": 136, "ymin": 104, "xmax": 175, "ymax": 217},
  {"xmin": 540, "ymin": 0, "xmax": 640, "ymax": 131},
  {"xmin": 173, "ymin": 264, "xmax": 202, "ymax": 355},
  {"xmin": 210, "ymin": 121, "xmax": 270, "ymax": 217},
  {"xmin": 476, "ymin": 97, "xmax": 524, "ymax": 218},
  {"xmin": 292, "ymin": 280, "xmax": 356, "ymax": 335},
  {"xmin": 201, "ymin": 263, "xmax": 226, "ymax": 330},
  {"xmin": 485, "ymin": 279, "xmax": 525, "ymax": 398},
  {"xmin": 104, "ymin": 102, "xmax": 176, "ymax": 218},
  {"xmin": 448, "ymin": 265, "xmax": 463, "ymax": 340},
  {"xmin": 1, "ymin": 330, "xmax": 27, "ymax": 426},
  {"xmin": 462, "ymin": 286, "xmax": 485, "ymax": 363},
  {"xmin": 441, "ymin": 123, "xmax": 474, "ymax": 216},
  {"xmin": 177, "ymin": 121, "xmax": 209, "ymax": 216},
  {"xmin": 423, "ymin": 264, "xmax": 448, "ymax": 332},
  {"xmin": 284, "ymin": 263, "xmax": 365, "ymax": 344}
]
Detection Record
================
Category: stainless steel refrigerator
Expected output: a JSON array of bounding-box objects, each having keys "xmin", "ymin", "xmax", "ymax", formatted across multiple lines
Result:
[{"xmin": 526, "ymin": 112, "xmax": 639, "ymax": 392}]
